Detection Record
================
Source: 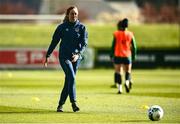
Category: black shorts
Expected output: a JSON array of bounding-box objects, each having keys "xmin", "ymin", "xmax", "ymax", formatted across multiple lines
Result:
[{"xmin": 114, "ymin": 57, "xmax": 132, "ymax": 64}]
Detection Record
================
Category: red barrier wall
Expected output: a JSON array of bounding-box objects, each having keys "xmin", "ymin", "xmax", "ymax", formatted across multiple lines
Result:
[{"xmin": 0, "ymin": 48, "xmax": 59, "ymax": 69}]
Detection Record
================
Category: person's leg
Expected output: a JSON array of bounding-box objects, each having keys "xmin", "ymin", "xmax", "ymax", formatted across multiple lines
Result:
[
  {"xmin": 58, "ymin": 76, "xmax": 69, "ymax": 106},
  {"xmin": 70, "ymin": 59, "xmax": 81, "ymax": 112},
  {"xmin": 72, "ymin": 59, "xmax": 81, "ymax": 74},
  {"xmin": 124, "ymin": 64, "xmax": 132, "ymax": 93},
  {"xmin": 114, "ymin": 64, "xmax": 123, "ymax": 94},
  {"xmin": 57, "ymin": 59, "xmax": 75, "ymax": 111},
  {"xmin": 67, "ymin": 59, "xmax": 80, "ymax": 103},
  {"xmin": 124, "ymin": 63, "xmax": 131, "ymax": 80}
]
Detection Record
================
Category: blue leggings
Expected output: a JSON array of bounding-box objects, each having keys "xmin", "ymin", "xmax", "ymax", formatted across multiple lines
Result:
[{"xmin": 58, "ymin": 58, "xmax": 81, "ymax": 105}]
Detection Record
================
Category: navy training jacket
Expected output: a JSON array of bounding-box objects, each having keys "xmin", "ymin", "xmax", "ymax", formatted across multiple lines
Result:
[{"xmin": 46, "ymin": 20, "xmax": 88, "ymax": 60}]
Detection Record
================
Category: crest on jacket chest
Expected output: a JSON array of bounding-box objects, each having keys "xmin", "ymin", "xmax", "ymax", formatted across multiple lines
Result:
[
  {"xmin": 65, "ymin": 28, "xmax": 69, "ymax": 31},
  {"xmin": 75, "ymin": 28, "xmax": 79, "ymax": 32}
]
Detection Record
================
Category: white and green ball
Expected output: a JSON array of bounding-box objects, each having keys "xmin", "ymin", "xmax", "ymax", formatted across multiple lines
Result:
[{"xmin": 148, "ymin": 105, "xmax": 164, "ymax": 121}]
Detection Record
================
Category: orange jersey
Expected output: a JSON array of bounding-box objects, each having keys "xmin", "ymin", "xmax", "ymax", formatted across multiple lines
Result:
[{"xmin": 113, "ymin": 30, "xmax": 134, "ymax": 57}]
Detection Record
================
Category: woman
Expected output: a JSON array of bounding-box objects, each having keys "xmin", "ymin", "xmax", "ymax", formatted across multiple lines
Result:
[
  {"xmin": 110, "ymin": 18, "xmax": 137, "ymax": 94},
  {"xmin": 43, "ymin": 6, "xmax": 88, "ymax": 112}
]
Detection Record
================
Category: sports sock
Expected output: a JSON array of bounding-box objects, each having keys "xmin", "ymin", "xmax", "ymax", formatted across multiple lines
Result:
[
  {"xmin": 118, "ymin": 84, "xmax": 123, "ymax": 92},
  {"xmin": 125, "ymin": 72, "xmax": 131, "ymax": 81},
  {"xmin": 114, "ymin": 72, "xmax": 122, "ymax": 84}
]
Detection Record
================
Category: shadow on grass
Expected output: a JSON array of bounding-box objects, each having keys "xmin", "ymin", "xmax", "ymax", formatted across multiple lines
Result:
[
  {"xmin": 120, "ymin": 120, "xmax": 149, "ymax": 123},
  {"xmin": 129, "ymin": 92, "xmax": 180, "ymax": 98},
  {"xmin": 0, "ymin": 105, "xmax": 56, "ymax": 114},
  {"xmin": 0, "ymin": 105, "xmax": 91, "ymax": 114}
]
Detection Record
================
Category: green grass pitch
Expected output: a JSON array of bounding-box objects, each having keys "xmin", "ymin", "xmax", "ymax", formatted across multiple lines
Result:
[{"xmin": 0, "ymin": 69, "xmax": 180, "ymax": 123}]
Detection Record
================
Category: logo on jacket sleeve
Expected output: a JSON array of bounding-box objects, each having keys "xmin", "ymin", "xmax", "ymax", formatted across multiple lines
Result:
[
  {"xmin": 65, "ymin": 28, "xmax": 69, "ymax": 31},
  {"xmin": 75, "ymin": 28, "xmax": 79, "ymax": 32}
]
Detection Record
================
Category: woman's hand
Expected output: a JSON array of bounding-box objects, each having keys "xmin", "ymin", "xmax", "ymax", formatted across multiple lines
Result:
[
  {"xmin": 43, "ymin": 57, "xmax": 49, "ymax": 67},
  {"xmin": 72, "ymin": 54, "xmax": 79, "ymax": 62}
]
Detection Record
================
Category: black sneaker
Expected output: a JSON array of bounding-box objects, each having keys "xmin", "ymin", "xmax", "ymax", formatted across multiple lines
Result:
[
  {"xmin": 129, "ymin": 81, "xmax": 132, "ymax": 89},
  {"xmin": 117, "ymin": 91, "xmax": 122, "ymax": 94},
  {"xmin": 57, "ymin": 105, "xmax": 63, "ymax": 112},
  {"xmin": 124, "ymin": 81, "xmax": 130, "ymax": 93},
  {"xmin": 72, "ymin": 103, "xmax": 80, "ymax": 112}
]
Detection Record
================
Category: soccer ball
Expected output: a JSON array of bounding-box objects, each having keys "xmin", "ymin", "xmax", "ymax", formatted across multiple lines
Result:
[{"xmin": 148, "ymin": 105, "xmax": 164, "ymax": 121}]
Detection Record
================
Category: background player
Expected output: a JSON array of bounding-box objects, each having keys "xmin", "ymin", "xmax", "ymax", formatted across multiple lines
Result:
[{"xmin": 110, "ymin": 18, "xmax": 137, "ymax": 94}]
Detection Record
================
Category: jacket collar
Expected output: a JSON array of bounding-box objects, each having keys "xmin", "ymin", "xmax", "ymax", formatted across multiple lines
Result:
[{"xmin": 66, "ymin": 20, "xmax": 79, "ymax": 26}]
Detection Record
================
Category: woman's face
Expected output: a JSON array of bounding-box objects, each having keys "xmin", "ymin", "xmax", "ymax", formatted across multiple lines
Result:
[{"xmin": 68, "ymin": 8, "xmax": 78, "ymax": 22}]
